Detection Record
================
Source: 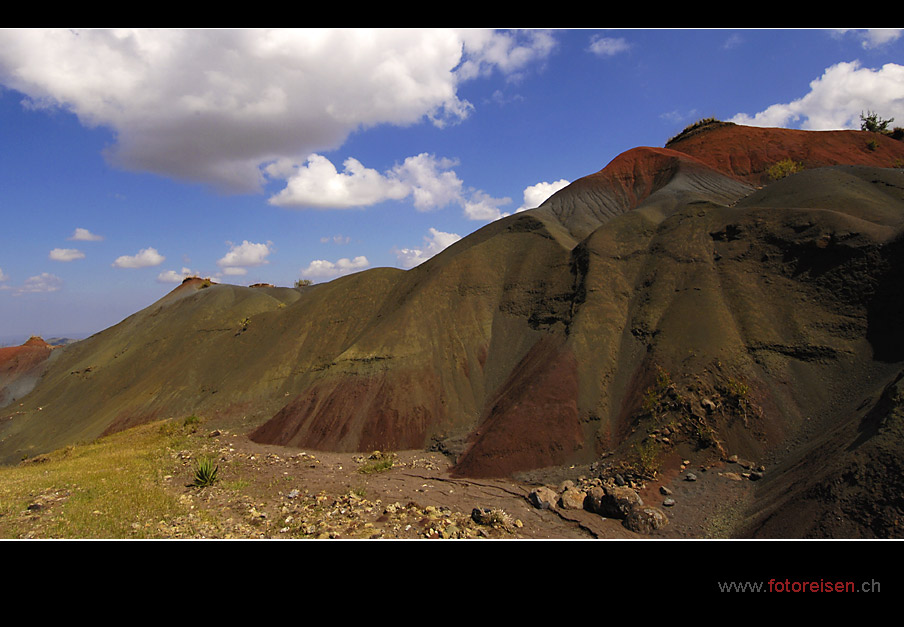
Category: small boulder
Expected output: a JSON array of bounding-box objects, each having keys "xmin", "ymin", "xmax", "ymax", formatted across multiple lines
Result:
[
  {"xmin": 624, "ymin": 506, "xmax": 669, "ymax": 534},
  {"xmin": 594, "ymin": 485, "xmax": 643, "ymax": 518},
  {"xmin": 528, "ymin": 486, "xmax": 559, "ymax": 510},
  {"xmin": 586, "ymin": 486, "xmax": 605, "ymax": 513},
  {"xmin": 559, "ymin": 487, "xmax": 588, "ymax": 510}
]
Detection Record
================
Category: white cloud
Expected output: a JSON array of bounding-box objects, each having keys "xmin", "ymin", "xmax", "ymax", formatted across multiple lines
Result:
[
  {"xmin": 269, "ymin": 152, "xmax": 507, "ymax": 220},
  {"xmin": 394, "ymin": 227, "xmax": 462, "ymax": 269},
  {"xmin": 462, "ymin": 189, "xmax": 512, "ymax": 221},
  {"xmin": 0, "ymin": 268, "xmax": 8, "ymax": 282},
  {"xmin": 456, "ymin": 29, "xmax": 557, "ymax": 82},
  {"xmin": 216, "ymin": 240, "xmax": 272, "ymax": 273},
  {"xmin": 391, "ymin": 154, "xmax": 464, "ymax": 211},
  {"xmin": 516, "ymin": 179, "xmax": 570, "ymax": 212},
  {"xmin": 14, "ymin": 272, "xmax": 62, "ymax": 295},
  {"xmin": 301, "ymin": 255, "xmax": 369, "ymax": 281},
  {"xmin": 834, "ymin": 29, "xmax": 903, "ymax": 49},
  {"xmin": 268, "ymin": 154, "xmax": 409, "ymax": 209},
  {"xmin": 587, "ymin": 35, "xmax": 630, "ymax": 57},
  {"xmin": 68, "ymin": 227, "xmax": 103, "ymax": 241},
  {"xmin": 722, "ymin": 34, "xmax": 744, "ymax": 50},
  {"xmin": 0, "ymin": 29, "xmax": 555, "ymax": 193},
  {"xmin": 861, "ymin": 29, "xmax": 903, "ymax": 48},
  {"xmin": 157, "ymin": 267, "xmax": 196, "ymax": 283},
  {"xmin": 49, "ymin": 247, "xmax": 85, "ymax": 262},
  {"xmin": 112, "ymin": 247, "xmax": 165, "ymax": 268},
  {"xmin": 730, "ymin": 61, "xmax": 904, "ymax": 130},
  {"xmin": 320, "ymin": 234, "xmax": 351, "ymax": 245}
]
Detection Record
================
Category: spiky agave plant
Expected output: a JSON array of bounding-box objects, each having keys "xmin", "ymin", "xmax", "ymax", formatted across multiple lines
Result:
[{"xmin": 193, "ymin": 456, "xmax": 219, "ymax": 488}]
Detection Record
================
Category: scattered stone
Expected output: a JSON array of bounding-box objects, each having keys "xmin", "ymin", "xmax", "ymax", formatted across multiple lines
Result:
[
  {"xmin": 663, "ymin": 498, "xmax": 676, "ymax": 507},
  {"xmin": 614, "ymin": 474, "xmax": 626, "ymax": 486},
  {"xmin": 659, "ymin": 486, "xmax": 673, "ymax": 496},
  {"xmin": 624, "ymin": 506, "xmax": 669, "ymax": 534},
  {"xmin": 442, "ymin": 524, "xmax": 461, "ymax": 539},
  {"xmin": 558, "ymin": 480, "xmax": 575, "ymax": 493},
  {"xmin": 528, "ymin": 486, "xmax": 558, "ymax": 510},
  {"xmin": 286, "ymin": 489, "xmax": 300, "ymax": 499},
  {"xmin": 721, "ymin": 472, "xmax": 744, "ymax": 481},
  {"xmin": 701, "ymin": 398, "xmax": 716, "ymax": 413},
  {"xmin": 748, "ymin": 471, "xmax": 764, "ymax": 481},
  {"xmin": 685, "ymin": 472, "xmax": 698, "ymax": 482}
]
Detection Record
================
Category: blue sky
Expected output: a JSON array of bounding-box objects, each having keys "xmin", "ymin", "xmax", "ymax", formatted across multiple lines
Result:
[{"xmin": 1, "ymin": 28, "xmax": 903, "ymax": 343}]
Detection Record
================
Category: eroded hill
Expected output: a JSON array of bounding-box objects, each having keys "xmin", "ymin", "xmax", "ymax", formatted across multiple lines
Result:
[{"xmin": 3, "ymin": 123, "xmax": 904, "ymax": 537}]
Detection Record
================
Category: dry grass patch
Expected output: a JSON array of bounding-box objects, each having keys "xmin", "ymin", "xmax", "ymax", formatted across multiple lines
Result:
[{"xmin": 0, "ymin": 419, "xmax": 210, "ymax": 539}]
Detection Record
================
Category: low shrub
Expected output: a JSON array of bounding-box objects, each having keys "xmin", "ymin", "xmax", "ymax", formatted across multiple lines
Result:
[
  {"xmin": 767, "ymin": 158, "xmax": 803, "ymax": 180},
  {"xmin": 192, "ymin": 457, "xmax": 219, "ymax": 488}
]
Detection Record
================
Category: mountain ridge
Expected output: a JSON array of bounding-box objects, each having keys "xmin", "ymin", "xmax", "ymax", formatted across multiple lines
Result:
[{"xmin": 3, "ymin": 122, "xmax": 904, "ymax": 537}]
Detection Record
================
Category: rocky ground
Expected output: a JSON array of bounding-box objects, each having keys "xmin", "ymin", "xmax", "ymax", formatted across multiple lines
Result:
[{"xmin": 138, "ymin": 428, "xmax": 760, "ymax": 540}]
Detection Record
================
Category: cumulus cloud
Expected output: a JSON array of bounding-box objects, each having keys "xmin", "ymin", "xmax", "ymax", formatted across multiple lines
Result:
[
  {"xmin": 112, "ymin": 247, "xmax": 165, "ymax": 268},
  {"xmin": 0, "ymin": 29, "xmax": 555, "ymax": 193},
  {"xmin": 270, "ymin": 152, "xmax": 509, "ymax": 220},
  {"xmin": 516, "ymin": 179, "xmax": 570, "ymax": 212},
  {"xmin": 49, "ymin": 247, "xmax": 85, "ymax": 262},
  {"xmin": 157, "ymin": 267, "xmax": 196, "ymax": 283},
  {"xmin": 462, "ymin": 189, "xmax": 512, "ymax": 221},
  {"xmin": 394, "ymin": 227, "xmax": 462, "ymax": 269},
  {"xmin": 216, "ymin": 240, "xmax": 272, "ymax": 274},
  {"xmin": 392, "ymin": 154, "xmax": 464, "ymax": 211},
  {"xmin": 0, "ymin": 268, "xmax": 7, "ymax": 282},
  {"xmin": 14, "ymin": 272, "xmax": 62, "ymax": 295},
  {"xmin": 268, "ymin": 155, "xmax": 409, "ymax": 209},
  {"xmin": 587, "ymin": 35, "xmax": 630, "ymax": 57},
  {"xmin": 68, "ymin": 227, "xmax": 103, "ymax": 241},
  {"xmin": 730, "ymin": 61, "xmax": 904, "ymax": 130},
  {"xmin": 301, "ymin": 255, "xmax": 369, "ymax": 281}
]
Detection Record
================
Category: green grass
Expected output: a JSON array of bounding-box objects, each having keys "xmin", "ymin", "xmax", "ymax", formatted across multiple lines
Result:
[
  {"xmin": 357, "ymin": 451, "xmax": 396, "ymax": 474},
  {"xmin": 0, "ymin": 419, "xmax": 207, "ymax": 538}
]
